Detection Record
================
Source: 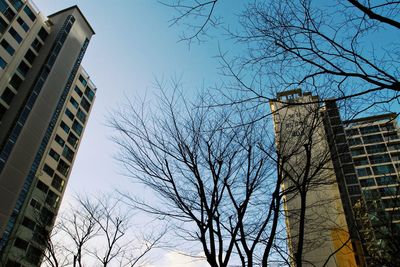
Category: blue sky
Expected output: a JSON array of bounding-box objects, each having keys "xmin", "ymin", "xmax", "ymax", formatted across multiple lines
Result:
[{"xmin": 33, "ymin": 1, "xmax": 246, "ymax": 265}]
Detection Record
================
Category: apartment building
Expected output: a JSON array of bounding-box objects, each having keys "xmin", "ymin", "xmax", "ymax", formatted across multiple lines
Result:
[
  {"xmin": 0, "ymin": 1, "xmax": 96, "ymax": 266},
  {"xmin": 271, "ymin": 89, "xmax": 400, "ymax": 266}
]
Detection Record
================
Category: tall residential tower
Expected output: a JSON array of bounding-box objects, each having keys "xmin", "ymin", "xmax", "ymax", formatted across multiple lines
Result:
[{"xmin": 0, "ymin": 1, "xmax": 96, "ymax": 266}]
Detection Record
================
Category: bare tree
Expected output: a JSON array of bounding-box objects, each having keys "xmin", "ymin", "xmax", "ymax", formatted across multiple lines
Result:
[
  {"xmin": 110, "ymin": 80, "xmax": 357, "ymax": 267},
  {"xmin": 41, "ymin": 194, "xmax": 165, "ymax": 267}
]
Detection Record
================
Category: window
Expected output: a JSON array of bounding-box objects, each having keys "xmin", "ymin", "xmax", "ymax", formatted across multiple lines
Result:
[
  {"xmin": 9, "ymin": 0, "xmax": 23, "ymax": 11},
  {"xmin": 13, "ymin": 238, "xmax": 28, "ymax": 251},
  {"xmin": 70, "ymin": 96, "xmax": 79, "ymax": 109},
  {"xmin": 384, "ymin": 132, "xmax": 399, "ymax": 142},
  {"xmin": 78, "ymin": 75, "xmax": 87, "ymax": 86},
  {"xmin": 72, "ymin": 120, "xmax": 83, "ymax": 136},
  {"xmin": 49, "ymin": 148, "xmax": 60, "ymax": 161},
  {"xmin": 62, "ymin": 145, "xmax": 74, "ymax": 162},
  {"xmin": 17, "ymin": 17, "xmax": 29, "ymax": 32},
  {"xmin": 369, "ymin": 154, "xmax": 391, "ymax": 164},
  {"xmin": 8, "ymin": 27, "xmax": 22, "ymax": 43},
  {"xmin": 372, "ymin": 164, "xmax": 395, "ymax": 175},
  {"xmin": 17, "ymin": 60, "xmax": 30, "ymax": 77},
  {"xmin": 0, "ymin": 55, "xmax": 7, "ymax": 69},
  {"xmin": 43, "ymin": 163, "xmax": 54, "ymax": 177},
  {"xmin": 348, "ymin": 137, "xmax": 362, "ymax": 146},
  {"xmin": 74, "ymin": 86, "xmax": 83, "ymax": 97},
  {"xmin": 376, "ymin": 175, "xmax": 398, "ymax": 186},
  {"xmin": 54, "ymin": 134, "xmax": 65, "ymax": 147},
  {"xmin": 363, "ymin": 189, "xmax": 380, "ymax": 200},
  {"xmin": 65, "ymin": 108, "xmax": 74, "ymax": 121},
  {"xmin": 363, "ymin": 134, "xmax": 383, "ymax": 144},
  {"xmin": 46, "ymin": 190, "xmax": 59, "ymax": 208},
  {"xmin": 345, "ymin": 175, "xmax": 358, "ymax": 185},
  {"xmin": 0, "ymin": 16, "xmax": 7, "ymax": 34},
  {"xmin": 379, "ymin": 187, "xmax": 398, "ymax": 197},
  {"xmin": 0, "ymin": 1, "xmax": 15, "ymax": 21},
  {"xmin": 30, "ymin": 198, "xmax": 41, "ymax": 210},
  {"xmin": 32, "ymin": 225, "xmax": 48, "ymax": 244},
  {"xmin": 52, "ymin": 174, "xmax": 64, "ymax": 192},
  {"xmin": 346, "ymin": 128, "xmax": 359, "ymax": 136},
  {"xmin": 356, "ymin": 167, "xmax": 372, "ymax": 177},
  {"xmin": 81, "ymin": 97, "xmax": 91, "ymax": 112},
  {"xmin": 366, "ymin": 144, "xmax": 387, "ymax": 154},
  {"xmin": 388, "ymin": 143, "xmax": 400, "ymax": 151},
  {"xmin": 359, "ymin": 178, "xmax": 376, "ymax": 187},
  {"xmin": 360, "ymin": 125, "xmax": 380, "ymax": 135},
  {"xmin": 9, "ymin": 73, "xmax": 22, "ymax": 90},
  {"xmin": 85, "ymin": 87, "xmax": 95, "ymax": 101},
  {"xmin": 31, "ymin": 38, "xmax": 42, "ymax": 52},
  {"xmin": 347, "ymin": 185, "xmax": 361, "ymax": 195},
  {"xmin": 40, "ymin": 207, "xmax": 54, "ymax": 225},
  {"xmin": 77, "ymin": 108, "xmax": 86, "ymax": 123},
  {"xmin": 67, "ymin": 132, "xmax": 78, "ymax": 148},
  {"xmin": 354, "ymin": 157, "xmax": 369, "ymax": 166},
  {"xmin": 1, "ymin": 39, "xmax": 14, "ymax": 55},
  {"xmin": 26, "ymin": 245, "xmax": 42, "ymax": 265},
  {"xmin": 60, "ymin": 121, "xmax": 70, "ymax": 134},
  {"xmin": 38, "ymin": 27, "xmax": 48, "ymax": 41},
  {"xmin": 57, "ymin": 159, "xmax": 70, "ymax": 176},
  {"xmin": 23, "ymin": 5, "xmax": 36, "ymax": 22},
  {"xmin": 24, "ymin": 49, "xmax": 36, "ymax": 65},
  {"xmin": 1, "ymin": 87, "xmax": 15, "ymax": 105},
  {"xmin": 0, "ymin": 103, "xmax": 6, "ymax": 120},
  {"xmin": 22, "ymin": 217, "xmax": 35, "ymax": 231},
  {"xmin": 381, "ymin": 123, "xmax": 395, "ymax": 132}
]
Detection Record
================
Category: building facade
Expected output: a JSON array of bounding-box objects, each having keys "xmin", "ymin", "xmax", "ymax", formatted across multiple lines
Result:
[
  {"xmin": 271, "ymin": 89, "xmax": 400, "ymax": 266},
  {"xmin": 0, "ymin": 1, "xmax": 95, "ymax": 266}
]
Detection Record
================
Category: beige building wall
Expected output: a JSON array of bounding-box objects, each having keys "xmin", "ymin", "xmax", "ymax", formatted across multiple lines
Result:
[{"xmin": 270, "ymin": 90, "xmax": 357, "ymax": 267}]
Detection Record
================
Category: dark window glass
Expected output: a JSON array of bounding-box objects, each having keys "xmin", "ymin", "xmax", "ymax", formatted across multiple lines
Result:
[
  {"xmin": 17, "ymin": 60, "xmax": 30, "ymax": 77},
  {"xmin": 62, "ymin": 145, "xmax": 74, "ymax": 162},
  {"xmin": 29, "ymin": 198, "xmax": 41, "ymax": 210},
  {"xmin": 346, "ymin": 128, "xmax": 359, "ymax": 136},
  {"xmin": 384, "ymin": 132, "xmax": 399, "ymax": 141},
  {"xmin": 9, "ymin": 0, "xmax": 23, "ymax": 11},
  {"xmin": 360, "ymin": 125, "xmax": 380, "ymax": 135},
  {"xmin": 22, "ymin": 217, "xmax": 36, "ymax": 231},
  {"xmin": 78, "ymin": 75, "xmax": 87, "ymax": 86},
  {"xmin": 13, "ymin": 238, "xmax": 28, "ymax": 251},
  {"xmin": 354, "ymin": 157, "xmax": 369, "ymax": 166},
  {"xmin": 348, "ymin": 137, "xmax": 362, "ymax": 146},
  {"xmin": 26, "ymin": 245, "xmax": 42, "ymax": 265},
  {"xmin": 65, "ymin": 108, "xmax": 74, "ymax": 121},
  {"xmin": 54, "ymin": 134, "xmax": 65, "ymax": 147},
  {"xmin": 74, "ymin": 86, "xmax": 83, "ymax": 97},
  {"xmin": 9, "ymin": 73, "xmax": 22, "ymax": 90},
  {"xmin": 356, "ymin": 167, "xmax": 372, "ymax": 177},
  {"xmin": 369, "ymin": 154, "xmax": 391, "ymax": 164},
  {"xmin": 60, "ymin": 121, "xmax": 70, "ymax": 134},
  {"xmin": 359, "ymin": 178, "xmax": 376, "ymax": 187},
  {"xmin": 347, "ymin": 185, "xmax": 361, "ymax": 195},
  {"xmin": 0, "ymin": 55, "xmax": 7, "ymax": 69},
  {"xmin": 70, "ymin": 96, "xmax": 79, "ymax": 109},
  {"xmin": 37, "ymin": 180, "xmax": 48, "ymax": 193},
  {"xmin": 43, "ymin": 163, "xmax": 54, "ymax": 177},
  {"xmin": 37, "ymin": 27, "xmax": 48, "ymax": 41},
  {"xmin": 0, "ymin": 1, "xmax": 15, "ymax": 21},
  {"xmin": 388, "ymin": 143, "xmax": 400, "ymax": 151},
  {"xmin": 0, "ymin": 16, "xmax": 7, "ymax": 34},
  {"xmin": 84, "ymin": 87, "xmax": 95, "ymax": 101},
  {"xmin": 381, "ymin": 123, "xmax": 395, "ymax": 132},
  {"xmin": 1, "ymin": 87, "xmax": 15, "ymax": 105},
  {"xmin": 5, "ymin": 260, "xmax": 22, "ymax": 267},
  {"xmin": 8, "ymin": 27, "xmax": 22, "ymax": 43},
  {"xmin": 57, "ymin": 159, "xmax": 70, "ymax": 176},
  {"xmin": 52, "ymin": 174, "xmax": 64, "ymax": 192},
  {"xmin": 49, "ymin": 148, "xmax": 60, "ymax": 161},
  {"xmin": 46, "ymin": 190, "xmax": 59, "ymax": 207},
  {"xmin": 379, "ymin": 187, "xmax": 398, "ymax": 197},
  {"xmin": 376, "ymin": 175, "xmax": 398, "ymax": 186},
  {"xmin": 0, "ymin": 103, "xmax": 6, "ymax": 120},
  {"xmin": 363, "ymin": 134, "xmax": 383, "ymax": 144},
  {"xmin": 40, "ymin": 207, "xmax": 54, "ymax": 225},
  {"xmin": 17, "ymin": 17, "xmax": 29, "ymax": 32},
  {"xmin": 32, "ymin": 225, "xmax": 48, "ymax": 244},
  {"xmin": 345, "ymin": 175, "xmax": 358, "ymax": 185},
  {"xmin": 81, "ymin": 97, "xmax": 90, "ymax": 112},
  {"xmin": 23, "ymin": 5, "xmax": 36, "ymax": 21},
  {"xmin": 24, "ymin": 49, "xmax": 36, "ymax": 65},
  {"xmin": 31, "ymin": 38, "xmax": 42, "ymax": 52},
  {"xmin": 363, "ymin": 189, "xmax": 380, "ymax": 200},
  {"xmin": 76, "ymin": 108, "xmax": 86, "ymax": 123},
  {"xmin": 67, "ymin": 132, "xmax": 78, "ymax": 148},
  {"xmin": 72, "ymin": 120, "xmax": 83, "ymax": 136},
  {"xmin": 372, "ymin": 164, "xmax": 395, "ymax": 175},
  {"xmin": 1, "ymin": 39, "xmax": 14, "ymax": 55},
  {"xmin": 366, "ymin": 144, "xmax": 387, "ymax": 154}
]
